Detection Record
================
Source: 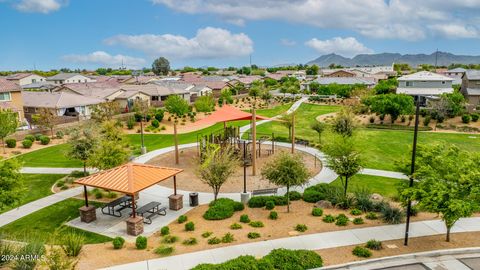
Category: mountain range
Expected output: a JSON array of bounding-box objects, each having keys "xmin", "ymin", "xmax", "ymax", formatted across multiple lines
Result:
[{"xmin": 306, "ymin": 52, "xmax": 480, "ymax": 67}]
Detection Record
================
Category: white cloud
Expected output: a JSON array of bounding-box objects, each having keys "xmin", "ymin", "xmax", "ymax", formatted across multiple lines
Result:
[
  {"xmin": 280, "ymin": 38, "xmax": 296, "ymax": 46},
  {"xmin": 305, "ymin": 37, "xmax": 373, "ymax": 57},
  {"xmin": 104, "ymin": 27, "xmax": 253, "ymax": 59},
  {"xmin": 62, "ymin": 51, "xmax": 146, "ymax": 69},
  {"xmin": 13, "ymin": 0, "xmax": 64, "ymax": 13},
  {"xmin": 429, "ymin": 23, "xmax": 480, "ymax": 39},
  {"xmin": 151, "ymin": 0, "xmax": 480, "ymax": 40}
]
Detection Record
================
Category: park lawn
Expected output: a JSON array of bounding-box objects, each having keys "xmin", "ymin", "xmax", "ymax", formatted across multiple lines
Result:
[
  {"xmin": 329, "ymin": 174, "xmax": 407, "ymax": 198},
  {"xmin": 17, "ymin": 143, "xmax": 83, "ymax": 168},
  {"xmin": 0, "ymin": 174, "xmax": 66, "ymax": 214},
  {"xmin": 255, "ymin": 103, "xmax": 292, "ymax": 117},
  {"xmin": 0, "ymin": 198, "xmax": 111, "ymax": 244}
]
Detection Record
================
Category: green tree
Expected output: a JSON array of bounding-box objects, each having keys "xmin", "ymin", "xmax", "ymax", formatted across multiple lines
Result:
[
  {"xmin": 88, "ymin": 121, "xmax": 129, "ymax": 170},
  {"xmin": 248, "ymin": 80, "xmax": 264, "ymax": 100},
  {"xmin": 0, "ymin": 159, "xmax": 24, "ymax": 211},
  {"xmin": 66, "ymin": 128, "xmax": 97, "ymax": 176},
  {"xmin": 230, "ymin": 82, "xmax": 245, "ymax": 95},
  {"xmin": 33, "ymin": 108, "xmax": 56, "ymax": 138},
  {"xmin": 261, "ymin": 152, "xmax": 310, "ymax": 212},
  {"xmin": 400, "ymin": 144, "xmax": 480, "ymax": 242},
  {"xmin": 373, "ymin": 78, "xmax": 398, "ymax": 95},
  {"xmin": 439, "ymin": 90, "xmax": 466, "ymax": 117},
  {"xmin": 306, "ymin": 65, "xmax": 319, "ymax": 75},
  {"xmin": 0, "ymin": 110, "xmax": 18, "ymax": 154},
  {"xmin": 133, "ymin": 99, "xmax": 150, "ymax": 151},
  {"xmin": 194, "ymin": 95, "xmax": 215, "ymax": 112},
  {"xmin": 324, "ymin": 138, "xmax": 362, "ymax": 196},
  {"xmin": 364, "ymin": 94, "xmax": 414, "ymax": 123},
  {"xmin": 309, "ymin": 82, "xmax": 320, "ymax": 94},
  {"xmin": 165, "ymin": 95, "xmax": 189, "ymax": 119},
  {"xmin": 279, "ymin": 113, "xmax": 294, "ymax": 140},
  {"xmin": 196, "ymin": 144, "xmax": 239, "ymax": 200},
  {"xmin": 90, "ymin": 101, "xmax": 120, "ymax": 122},
  {"xmin": 310, "ymin": 121, "xmax": 326, "ymax": 144},
  {"xmin": 331, "ymin": 108, "xmax": 356, "ymax": 137},
  {"xmin": 152, "ymin": 57, "xmax": 170, "ymax": 75}
]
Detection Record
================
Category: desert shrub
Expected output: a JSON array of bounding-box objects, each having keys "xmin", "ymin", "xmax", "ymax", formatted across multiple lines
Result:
[
  {"xmin": 354, "ymin": 189, "xmax": 374, "ymax": 212},
  {"xmin": 13, "ymin": 240, "xmax": 45, "ymax": 270},
  {"xmin": 247, "ymin": 232, "xmax": 261, "ymax": 239},
  {"xmin": 335, "ymin": 214, "xmax": 349, "ymax": 226},
  {"xmin": 350, "ymin": 209, "xmax": 362, "ymax": 216},
  {"xmin": 249, "ymin": 221, "xmax": 264, "ymax": 228},
  {"xmin": 265, "ymin": 201, "xmax": 275, "ymax": 210},
  {"xmin": 365, "ymin": 212, "xmax": 378, "ymax": 220},
  {"xmin": 34, "ymin": 133, "xmax": 43, "ymax": 141},
  {"xmin": 230, "ymin": 223, "xmax": 242, "ymax": 230},
  {"xmin": 22, "ymin": 139, "xmax": 33, "ymax": 148},
  {"xmin": 40, "ymin": 135, "xmax": 50, "ymax": 145},
  {"xmin": 162, "ymin": 235, "xmax": 179, "ymax": 244},
  {"xmin": 366, "ymin": 239, "xmax": 382, "ymax": 250},
  {"xmin": 303, "ymin": 183, "xmax": 338, "ymax": 203},
  {"xmin": 462, "ymin": 114, "xmax": 471, "ymax": 123},
  {"xmin": 204, "ymin": 198, "xmax": 243, "ymax": 220},
  {"xmin": 5, "ymin": 139, "xmax": 16, "ymax": 148},
  {"xmin": 353, "ymin": 217, "xmax": 364, "ymax": 225},
  {"xmin": 182, "ymin": 237, "xmax": 198, "ymax": 246},
  {"xmin": 263, "ymin": 248, "xmax": 323, "ymax": 269},
  {"xmin": 221, "ymin": 233, "xmax": 235, "ymax": 243},
  {"xmin": 126, "ymin": 117, "xmax": 135, "ymax": 129},
  {"xmin": 208, "ymin": 237, "xmax": 221, "ymax": 245},
  {"xmin": 269, "ymin": 211, "xmax": 278, "ymax": 220},
  {"xmin": 151, "ymin": 119, "xmax": 160, "ymax": 128},
  {"xmin": 352, "ymin": 246, "xmax": 372, "ymax": 258},
  {"xmin": 423, "ymin": 115, "xmax": 431, "ymax": 126},
  {"xmin": 286, "ymin": 191, "xmax": 302, "ymax": 201},
  {"xmin": 112, "ymin": 237, "xmax": 125, "ymax": 249},
  {"xmin": 471, "ymin": 113, "xmax": 479, "ymax": 122},
  {"xmin": 56, "ymin": 130, "xmax": 64, "ymax": 139},
  {"xmin": 178, "ymin": 215, "xmax": 187, "ymax": 223},
  {"xmin": 155, "ymin": 245, "xmax": 174, "ymax": 256},
  {"xmin": 248, "ymin": 196, "xmax": 287, "ymax": 208},
  {"xmin": 24, "ymin": 135, "xmax": 35, "ymax": 142},
  {"xmin": 369, "ymin": 116, "xmax": 375, "ymax": 123},
  {"xmin": 295, "ymin": 224, "xmax": 308, "ymax": 232},
  {"xmin": 155, "ymin": 110, "xmax": 164, "ymax": 122},
  {"xmin": 240, "ymin": 214, "xmax": 250, "ymax": 223},
  {"xmin": 160, "ymin": 226, "xmax": 169, "ymax": 236},
  {"xmin": 407, "ymin": 205, "xmax": 419, "ymax": 217},
  {"xmin": 372, "ymin": 200, "xmax": 390, "ymax": 212},
  {"xmin": 185, "ymin": 222, "xmax": 195, "ymax": 231},
  {"xmin": 334, "ymin": 194, "xmax": 356, "ymax": 210},
  {"xmin": 323, "ymin": 214, "xmax": 335, "ymax": 223},
  {"xmin": 135, "ymin": 236, "xmax": 148, "ymax": 249},
  {"xmin": 62, "ymin": 232, "xmax": 84, "ymax": 257},
  {"xmin": 312, "ymin": 207, "xmax": 323, "ymax": 217},
  {"xmin": 381, "ymin": 204, "xmax": 405, "ymax": 224},
  {"xmin": 201, "ymin": 231, "xmax": 213, "ymax": 238}
]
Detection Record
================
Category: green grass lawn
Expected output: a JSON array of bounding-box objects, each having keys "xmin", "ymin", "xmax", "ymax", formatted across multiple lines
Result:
[
  {"xmin": 255, "ymin": 103, "xmax": 292, "ymax": 117},
  {"xmin": 0, "ymin": 174, "xmax": 66, "ymax": 214},
  {"xmin": 0, "ymin": 198, "xmax": 111, "ymax": 244},
  {"xmin": 329, "ymin": 174, "xmax": 407, "ymax": 198},
  {"xmin": 17, "ymin": 144, "xmax": 83, "ymax": 167}
]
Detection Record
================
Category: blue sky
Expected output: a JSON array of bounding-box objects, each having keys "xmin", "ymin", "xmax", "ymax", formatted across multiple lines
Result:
[{"xmin": 1, "ymin": 0, "xmax": 480, "ymax": 70}]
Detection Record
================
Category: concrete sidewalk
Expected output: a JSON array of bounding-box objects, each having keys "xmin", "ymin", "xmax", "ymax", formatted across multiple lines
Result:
[{"xmin": 103, "ymin": 217, "xmax": 480, "ymax": 270}]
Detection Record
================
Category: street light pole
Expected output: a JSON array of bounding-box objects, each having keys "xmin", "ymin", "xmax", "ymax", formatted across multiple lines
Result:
[{"xmin": 404, "ymin": 95, "xmax": 421, "ymax": 246}]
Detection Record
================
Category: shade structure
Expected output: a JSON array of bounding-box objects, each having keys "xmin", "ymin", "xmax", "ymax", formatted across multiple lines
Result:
[
  {"xmin": 74, "ymin": 163, "xmax": 183, "ymax": 196},
  {"xmin": 190, "ymin": 105, "xmax": 270, "ymax": 128}
]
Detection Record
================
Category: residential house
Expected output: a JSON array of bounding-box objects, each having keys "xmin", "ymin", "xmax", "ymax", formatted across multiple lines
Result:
[
  {"xmin": 396, "ymin": 71, "xmax": 454, "ymax": 105},
  {"xmin": 6, "ymin": 73, "xmax": 46, "ymax": 86},
  {"xmin": 0, "ymin": 78, "xmax": 24, "ymax": 122},
  {"xmin": 46, "ymin": 73, "xmax": 96, "ymax": 85},
  {"xmin": 22, "ymin": 82, "xmax": 57, "ymax": 92},
  {"xmin": 22, "ymin": 91, "xmax": 104, "ymax": 122},
  {"xmin": 180, "ymin": 74, "xmax": 229, "ymax": 97},
  {"xmin": 53, "ymin": 81, "xmax": 124, "ymax": 101},
  {"xmin": 460, "ymin": 70, "xmax": 480, "ymax": 111},
  {"xmin": 324, "ymin": 70, "xmax": 356, "ymax": 77},
  {"xmin": 445, "ymin": 68, "xmax": 466, "ymax": 85},
  {"xmin": 301, "ymin": 77, "xmax": 375, "ymax": 91},
  {"xmin": 120, "ymin": 83, "xmax": 189, "ymax": 108}
]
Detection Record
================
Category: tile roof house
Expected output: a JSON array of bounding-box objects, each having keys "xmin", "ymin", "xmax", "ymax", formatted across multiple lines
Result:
[
  {"xmin": 396, "ymin": 71, "xmax": 454, "ymax": 96},
  {"xmin": 0, "ymin": 78, "xmax": 25, "ymax": 121},
  {"xmin": 120, "ymin": 83, "xmax": 190, "ymax": 108},
  {"xmin": 461, "ymin": 70, "xmax": 480, "ymax": 111},
  {"xmin": 6, "ymin": 73, "xmax": 46, "ymax": 86},
  {"xmin": 445, "ymin": 68, "xmax": 466, "ymax": 85},
  {"xmin": 46, "ymin": 73, "xmax": 96, "ymax": 85}
]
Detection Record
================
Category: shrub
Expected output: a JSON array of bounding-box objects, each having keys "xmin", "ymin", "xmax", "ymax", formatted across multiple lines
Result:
[
  {"xmin": 323, "ymin": 214, "xmax": 335, "ymax": 223},
  {"xmin": 240, "ymin": 214, "xmax": 250, "ymax": 223},
  {"xmin": 286, "ymin": 191, "xmax": 302, "ymax": 201},
  {"xmin": 185, "ymin": 221, "xmax": 195, "ymax": 231},
  {"xmin": 230, "ymin": 223, "xmax": 242, "ymax": 230},
  {"xmin": 249, "ymin": 221, "xmax": 264, "ymax": 228},
  {"xmin": 462, "ymin": 114, "xmax": 471, "ymax": 124},
  {"xmin": 208, "ymin": 237, "xmax": 221, "ymax": 245},
  {"xmin": 35, "ymin": 133, "xmax": 43, "ymax": 141},
  {"xmin": 155, "ymin": 110, "xmax": 164, "ymax": 122},
  {"xmin": 366, "ymin": 239, "xmax": 382, "ymax": 250},
  {"xmin": 352, "ymin": 246, "xmax": 372, "ymax": 258},
  {"xmin": 335, "ymin": 214, "xmax": 349, "ymax": 226},
  {"xmin": 162, "ymin": 235, "xmax": 179, "ymax": 244},
  {"xmin": 423, "ymin": 115, "xmax": 431, "ymax": 126},
  {"xmin": 56, "ymin": 130, "xmax": 64, "ymax": 139},
  {"xmin": 62, "ymin": 232, "xmax": 84, "ymax": 257},
  {"xmin": 178, "ymin": 215, "xmax": 187, "ymax": 223},
  {"xmin": 40, "ymin": 135, "xmax": 50, "ymax": 145},
  {"xmin": 126, "ymin": 117, "xmax": 135, "ymax": 129},
  {"xmin": 201, "ymin": 231, "xmax": 212, "ymax": 238},
  {"xmin": 295, "ymin": 224, "xmax": 308, "ymax": 232},
  {"xmin": 151, "ymin": 119, "xmax": 160, "ymax": 128},
  {"xmin": 160, "ymin": 226, "xmax": 169, "ymax": 236},
  {"xmin": 471, "ymin": 113, "xmax": 479, "ymax": 122},
  {"xmin": 5, "ymin": 138, "xmax": 16, "ymax": 148},
  {"xmin": 269, "ymin": 211, "xmax": 278, "ymax": 220},
  {"xmin": 135, "ymin": 236, "xmax": 147, "ymax": 249},
  {"xmin": 221, "ymin": 233, "xmax": 235, "ymax": 243},
  {"xmin": 369, "ymin": 116, "xmax": 375, "ymax": 123},
  {"xmin": 372, "ymin": 200, "xmax": 390, "ymax": 212},
  {"xmin": 265, "ymin": 201, "xmax": 275, "ymax": 210},
  {"xmin": 182, "ymin": 237, "xmax": 198, "ymax": 246},
  {"xmin": 350, "ymin": 209, "xmax": 362, "ymax": 216},
  {"xmin": 155, "ymin": 245, "xmax": 174, "ymax": 256},
  {"xmin": 354, "ymin": 189, "xmax": 375, "ymax": 212},
  {"xmin": 204, "ymin": 198, "xmax": 243, "ymax": 220},
  {"xmin": 13, "ymin": 240, "xmax": 45, "ymax": 270},
  {"xmin": 381, "ymin": 204, "xmax": 405, "ymax": 224},
  {"xmin": 353, "ymin": 217, "xmax": 364, "ymax": 225},
  {"xmin": 24, "ymin": 135, "xmax": 35, "ymax": 142},
  {"xmin": 112, "ymin": 237, "xmax": 125, "ymax": 249},
  {"xmin": 365, "ymin": 212, "xmax": 378, "ymax": 220},
  {"xmin": 334, "ymin": 194, "xmax": 356, "ymax": 210},
  {"xmin": 312, "ymin": 207, "xmax": 323, "ymax": 217},
  {"xmin": 263, "ymin": 248, "xmax": 323, "ymax": 269},
  {"xmin": 22, "ymin": 139, "xmax": 33, "ymax": 148},
  {"xmin": 248, "ymin": 196, "xmax": 287, "ymax": 208},
  {"xmin": 247, "ymin": 232, "xmax": 261, "ymax": 239}
]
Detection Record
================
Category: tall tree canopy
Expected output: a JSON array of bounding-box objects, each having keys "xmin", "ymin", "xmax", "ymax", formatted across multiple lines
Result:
[
  {"xmin": 0, "ymin": 110, "xmax": 18, "ymax": 153},
  {"xmin": 165, "ymin": 95, "xmax": 189, "ymax": 118},
  {"xmin": 363, "ymin": 93, "xmax": 414, "ymax": 123},
  {"xmin": 0, "ymin": 159, "xmax": 24, "ymax": 211},
  {"xmin": 88, "ymin": 121, "xmax": 129, "ymax": 170},
  {"xmin": 152, "ymin": 57, "xmax": 170, "ymax": 75},
  {"xmin": 306, "ymin": 64, "xmax": 319, "ymax": 75},
  {"xmin": 66, "ymin": 128, "xmax": 97, "ymax": 176}
]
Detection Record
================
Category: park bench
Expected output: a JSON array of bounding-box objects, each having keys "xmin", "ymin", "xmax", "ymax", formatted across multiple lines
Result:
[
  {"xmin": 252, "ymin": 188, "xmax": 278, "ymax": 196},
  {"xmin": 101, "ymin": 196, "xmax": 132, "ymax": 217},
  {"xmin": 135, "ymin": 201, "xmax": 167, "ymax": 224}
]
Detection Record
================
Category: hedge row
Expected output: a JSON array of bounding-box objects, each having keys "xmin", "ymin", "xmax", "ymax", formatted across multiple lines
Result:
[{"xmin": 203, "ymin": 198, "xmax": 244, "ymax": 220}]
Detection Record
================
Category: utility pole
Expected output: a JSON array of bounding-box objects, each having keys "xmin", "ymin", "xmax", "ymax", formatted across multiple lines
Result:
[{"xmin": 434, "ymin": 48, "xmax": 438, "ymax": 69}]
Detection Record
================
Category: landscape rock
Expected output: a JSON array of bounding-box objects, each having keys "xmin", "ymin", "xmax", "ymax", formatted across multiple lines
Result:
[
  {"xmin": 315, "ymin": 200, "xmax": 333, "ymax": 209},
  {"xmin": 370, "ymin": 193, "xmax": 384, "ymax": 201}
]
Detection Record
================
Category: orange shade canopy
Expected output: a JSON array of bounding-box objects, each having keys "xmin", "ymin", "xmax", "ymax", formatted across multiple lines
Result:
[
  {"xmin": 190, "ymin": 105, "xmax": 269, "ymax": 128},
  {"xmin": 74, "ymin": 163, "xmax": 183, "ymax": 195}
]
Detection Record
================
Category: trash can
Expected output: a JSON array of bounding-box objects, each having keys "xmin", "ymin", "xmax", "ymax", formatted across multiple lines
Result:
[{"xmin": 189, "ymin": 192, "xmax": 199, "ymax": 207}]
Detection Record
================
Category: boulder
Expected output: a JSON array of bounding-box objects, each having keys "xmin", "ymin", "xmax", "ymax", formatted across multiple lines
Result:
[
  {"xmin": 315, "ymin": 200, "xmax": 333, "ymax": 209},
  {"xmin": 370, "ymin": 193, "xmax": 384, "ymax": 201}
]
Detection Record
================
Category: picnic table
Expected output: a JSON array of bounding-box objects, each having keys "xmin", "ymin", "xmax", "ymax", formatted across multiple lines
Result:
[
  {"xmin": 101, "ymin": 196, "xmax": 132, "ymax": 217},
  {"xmin": 135, "ymin": 201, "xmax": 167, "ymax": 224}
]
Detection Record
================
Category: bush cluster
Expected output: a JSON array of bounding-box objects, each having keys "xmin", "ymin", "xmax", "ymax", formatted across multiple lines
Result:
[
  {"xmin": 208, "ymin": 237, "xmax": 221, "ymax": 245},
  {"xmin": 230, "ymin": 223, "xmax": 242, "ymax": 230},
  {"xmin": 40, "ymin": 136, "xmax": 50, "ymax": 145},
  {"xmin": 353, "ymin": 217, "xmax": 364, "ymax": 225},
  {"xmin": 295, "ymin": 224, "xmax": 308, "ymax": 232},
  {"xmin": 247, "ymin": 232, "xmax": 261, "ymax": 239},
  {"xmin": 265, "ymin": 201, "xmax": 275, "ymax": 210},
  {"xmin": 286, "ymin": 191, "xmax": 302, "ymax": 201},
  {"xmin": 204, "ymin": 198, "xmax": 244, "ymax": 220},
  {"xmin": 221, "ymin": 233, "xmax": 235, "ymax": 243},
  {"xmin": 352, "ymin": 246, "xmax": 372, "ymax": 258},
  {"xmin": 182, "ymin": 237, "xmax": 198, "ymax": 246},
  {"xmin": 335, "ymin": 214, "xmax": 349, "ymax": 226},
  {"xmin": 381, "ymin": 204, "xmax": 405, "ymax": 224},
  {"xmin": 312, "ymin": 208, "xmax": 323, "ymax": 217},
  {"xmin": 112, "ymin": 237, "xmax": 125, "ymax": 249},
  {"xmin": 248, "ymin": 196, "xmax": 288, "ymax": 208},
  {"xmin": 162, "ymin": 235, "xmax": 179, "ymax": 244},
  {"xmin": 322, "ymin": 214, "xmax": 335, "ymax": 223},
  {"xmin": 365, "ymin": 212, "xmax": 378, "ymax": 220},
  {"xmin": 249, "ymin": 221, "xmax": 264, "ymax": 228},
  {"xmin": 201, "ymin": 231, "xmax": 213, "ymax": 238},
  {"xmin": 269, "ymin": 211, "xmax": 278, "ymax": 220},
  {"xmin": 239, "ymin": 214, "xmax": 250, "ymax": 223},
  {"xmin": 135, "ymin": 236, "xmax": 147, "ymax": 250},
  {"xmin": 5, "ymin": 139, "xmax": 16, "ymax": 148},
  {"xmin": 366, "ymin": 239, "xmax": 382, "ymax": 250},
  {"xmin": 185, "ymin": 221, "xmax": 195, "ymax": 231},
  {"xmin": 177, "ymin": 215, "xmax": 188, "ymax": 223},
  {"xmin": 350, "ymin": 209, "xmax": 362, "ymax": 216},
  {"xmin": 22, "ymin": 139, "xmax": 33, "ymax": 148},
  {"xmin": 160, "ymin": 226, "xmax": 169, "ymax": 236},
  {"xmin": 24, "ymin": 135, "xmax": 35, "ymax": 142},
  {"xmin": 155, "ymin": 245, "xmax": 174, "ymax": 256}
]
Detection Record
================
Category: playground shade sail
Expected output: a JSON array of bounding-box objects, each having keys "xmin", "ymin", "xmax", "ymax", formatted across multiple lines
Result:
[
  {"xmin": 191, "ymin": 105, "xmax": 269, "ymax": 127},
  {"xmin": 74, "ymin": 163, "xmax": 183, "ymax": 195}
]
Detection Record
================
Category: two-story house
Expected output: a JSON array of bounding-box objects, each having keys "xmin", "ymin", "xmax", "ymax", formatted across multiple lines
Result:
[
  {"xmin": 396, "ymin": 71, "xmax": 454, "ymax": 105},
  {"xmin": 460, "ymin": 70, "xmax": 480, "ymax": 111},
  {"xmin": 0, "ymin": 78, "xmax": 25, "ymax": 122},
  {"xmin": 46, "ymin": 73, "xmax": 96, "ymax": 85},
  {"xmin": 444, "ymin": 67, "xmax": 466, "ymax": 85}
]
